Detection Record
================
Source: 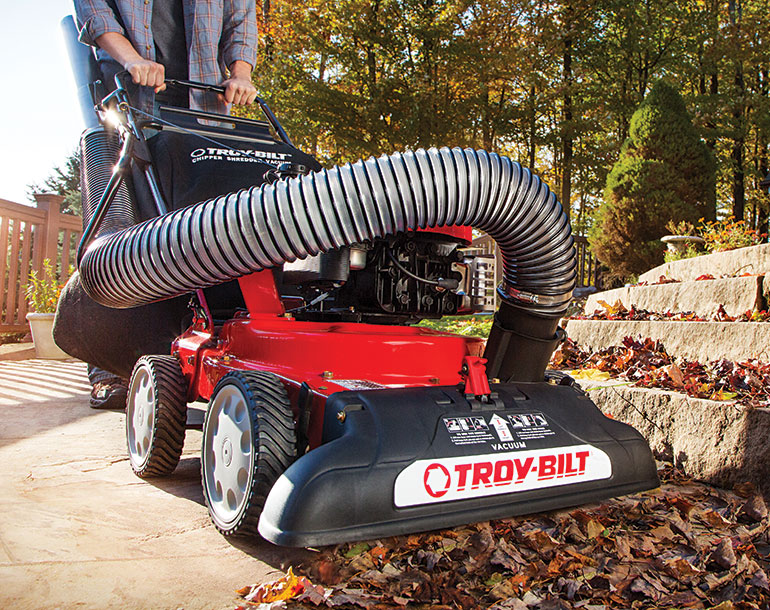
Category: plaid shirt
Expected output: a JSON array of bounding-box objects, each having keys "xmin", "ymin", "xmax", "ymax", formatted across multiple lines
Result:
[{"xmin": 75, "ymin": 0, "xmax": 257, "ymax": 114}]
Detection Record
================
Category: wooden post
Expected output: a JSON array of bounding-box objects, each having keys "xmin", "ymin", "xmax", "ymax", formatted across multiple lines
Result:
[{"xmin": 33, "ymin": 193, "xmax": 64, "ymax": 271}]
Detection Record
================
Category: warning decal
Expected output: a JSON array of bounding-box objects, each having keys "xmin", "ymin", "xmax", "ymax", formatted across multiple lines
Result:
[
  {"xmin": 394, "ymin": 444, "xmax": 612, "ymax": 507},
  {"xmin": 508, "ymin": 412, "xmax": 556, "ymax": 441},
  {"xmin": 443, "ymin": 416, "xmax": 495, "ymax": 446}
]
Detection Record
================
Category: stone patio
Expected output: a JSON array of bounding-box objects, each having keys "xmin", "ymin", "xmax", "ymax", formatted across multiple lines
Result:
[{"xmin": 0, "ymin": 357, "xmax": 310, "ymax": 610}]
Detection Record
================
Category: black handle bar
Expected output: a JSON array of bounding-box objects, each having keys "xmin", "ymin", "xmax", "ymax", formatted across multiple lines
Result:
[{"xmin": 164, "ymin": 78, "xmax": 226, "ymax": 95}]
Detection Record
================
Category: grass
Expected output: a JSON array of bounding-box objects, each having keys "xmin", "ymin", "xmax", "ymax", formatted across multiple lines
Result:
[{"xmin": 416, "ymin": 314, "xmax": 493, "ymax": 338}]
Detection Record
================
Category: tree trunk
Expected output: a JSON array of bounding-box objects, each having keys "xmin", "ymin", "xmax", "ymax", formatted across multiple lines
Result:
[
  {"xmin": 730, "ymin": 0, "xmax": 745, "ymax": 220},
  {"xmin": 528, "ymin": 85, "xmax": 536, "ymax": 169},
  {"xmin": 561, "ymin": 13, "xmax": 573, "ymax": 220}
]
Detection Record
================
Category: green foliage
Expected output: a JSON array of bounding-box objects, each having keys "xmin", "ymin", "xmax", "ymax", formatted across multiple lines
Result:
[
  {"xmin": 664, "ymin": 219, "xmax": 698, "ymax": 236},
  {"xmin": 589, "ymin": 82, "xmax": 716, "ymax": 280},
  {"xmin": 663, "ymin": 243, "xmax": 702, "ymax": 263},
  {"xmin": 699, "ymin": 216, "xmax": 765, "ymax": 253},
  {"xmin": 25, "ymin": 259, "xmax": 63, "ymax": 314}
]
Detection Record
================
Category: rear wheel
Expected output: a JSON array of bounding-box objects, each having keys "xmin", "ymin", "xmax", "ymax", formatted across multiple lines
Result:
[
  {"xmin": 201, "ymin": 370, "xmax": 296, "ymax": 536},
  {"xmin": 126, "ymin": 355, "xmax": 187, "ymax": 477}
]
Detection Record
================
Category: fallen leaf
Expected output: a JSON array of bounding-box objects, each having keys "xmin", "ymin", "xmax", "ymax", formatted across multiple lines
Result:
[
  {"xmin": 711, "ymin": 538, "xmax": 737, "ymax": 569},
  {"xmin": 345, "ymin": 542, "xmax": 371, "ymax": 559},
  {"xmin": 570, "ymin": 368, "xmax": 612, "ymax": 381},
  {"xmin": 241, "ymin": 568, "xmax": 308, "ymax": 604}
]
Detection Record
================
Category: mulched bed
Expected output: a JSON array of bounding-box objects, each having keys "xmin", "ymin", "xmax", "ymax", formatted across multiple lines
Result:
[
  {"xmin": 550, "ymin": 336, "xmax": 770, "ymax": 408},
  {"xmin": 236, "ymin": 466, "xmax": 769, "ymax": 610}
]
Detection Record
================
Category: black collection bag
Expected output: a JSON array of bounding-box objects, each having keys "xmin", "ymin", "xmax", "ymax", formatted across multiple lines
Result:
[{"xmin": 54, "ymin": 122, "xmax": 320, "ymax": 379}]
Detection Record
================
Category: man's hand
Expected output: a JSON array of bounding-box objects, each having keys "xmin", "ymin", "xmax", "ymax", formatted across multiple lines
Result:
[
  {"xmin": 94, "ymin": 33, "xmax": 167, "ymax": 92},
  {"xmin": 125, "ymin": 59, "xmax": 166, "ymax": 92},
  {"xmin": 221, "ymin": 60, "xmax": 257, "ymax": 105}
]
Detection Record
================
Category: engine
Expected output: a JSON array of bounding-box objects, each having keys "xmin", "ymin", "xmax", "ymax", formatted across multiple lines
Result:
[{"xmin": 281, "ymin": 233, "xmax": 495, "ymax": 324}]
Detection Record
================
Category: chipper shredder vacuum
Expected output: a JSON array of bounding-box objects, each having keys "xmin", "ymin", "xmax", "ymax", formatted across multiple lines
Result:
[{"xmin": 63, "ymin": 16, "xmax": 658, "ymax": 547}]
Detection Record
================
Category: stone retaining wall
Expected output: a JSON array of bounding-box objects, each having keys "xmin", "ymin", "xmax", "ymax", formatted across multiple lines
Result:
[{"xmin": 586, "ymin": 382, "xmax": 770, "ymax": 496}]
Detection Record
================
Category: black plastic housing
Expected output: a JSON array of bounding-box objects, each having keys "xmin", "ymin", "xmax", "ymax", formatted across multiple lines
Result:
[
  {"xmin": 484, "ymin": 301, "xmax": 565, "ymax": 382},
  {"xmin": 258, "ymin": 382, "xmax": 659, "ymax": 547}
]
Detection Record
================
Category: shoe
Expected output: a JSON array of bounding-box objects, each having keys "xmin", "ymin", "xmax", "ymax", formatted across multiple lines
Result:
[{"xmin": 90, "ymin": 381, "xmax": 128, "ymax": 410}]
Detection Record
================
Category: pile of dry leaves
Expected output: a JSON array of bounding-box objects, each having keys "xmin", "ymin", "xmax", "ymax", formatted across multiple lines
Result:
[
  {"xmin": 236, "ymin": 467, "xmax": 769, "ymax": 610},
  {"xmin": 572, "ymin": 300, "xmax": 770, "ymax": 323},
  {"xmin": 549, "ymin": 336, "xmax": 770, "ymax": 407}
]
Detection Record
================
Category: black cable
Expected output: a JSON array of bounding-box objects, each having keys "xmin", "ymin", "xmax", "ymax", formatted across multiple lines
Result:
[{"xmin": 386, "ymin": 249, "xmax": 459, "ymax": 290}]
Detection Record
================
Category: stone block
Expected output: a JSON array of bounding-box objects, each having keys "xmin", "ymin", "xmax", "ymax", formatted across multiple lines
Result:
[
  {"xmin": 584, "ymin": 276, "xmax": 763, "ymax": 318},
  {"xmin": 584, "ymin": 382, "xmax": 770, "ymax": 496},
  {"xmin": 565, "ymin": 319, "xmax": 770, "ymax": 362},
  {"xmin": 639, "ymin": 243, "xmax": 770, "ymax": 283}
]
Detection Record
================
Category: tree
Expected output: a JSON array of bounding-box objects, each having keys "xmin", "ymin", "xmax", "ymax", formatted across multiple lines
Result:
[
  {"xmin": 589, "ymin": 81, "xmax": 716, "ymax": 280},
  {"xmin": 27, "ymin": 150, "xmax": 81, "ymax": 216}
]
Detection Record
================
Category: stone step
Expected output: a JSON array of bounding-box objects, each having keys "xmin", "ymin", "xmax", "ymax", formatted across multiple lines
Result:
[
  {"xmin": 581, "ymin": 381, "xmax": 770, "ymax": 496},
  {"xmin": 564, "ymin": 319, "xmax": 770, "ymax": 362},
  {"xmin": 639, "ymin": 243, "xmax": 770, "ymax": 283},
  {"xmin": 584, "ymin": 275, "xmax": 764, "ymax": 318}
]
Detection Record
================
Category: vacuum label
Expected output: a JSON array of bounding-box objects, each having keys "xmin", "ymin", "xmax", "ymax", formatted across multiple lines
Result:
[{"xmin": 393, "ymin": 444, "xmax": 612, "ymax": 507}]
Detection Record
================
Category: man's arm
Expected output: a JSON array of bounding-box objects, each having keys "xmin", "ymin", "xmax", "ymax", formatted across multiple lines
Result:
[
  {"xmin": 94, "ymin": 32, "xmax": 166, "ymax": 91},
  {"xmin": 75, "ymin": 0, "xmax": 165, "ymax": 91},
  {"xmin": 221, "ymin": 0, "xmax": 258, "ymax": 105}
]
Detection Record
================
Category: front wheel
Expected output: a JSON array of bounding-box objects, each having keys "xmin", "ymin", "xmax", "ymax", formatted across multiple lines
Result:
[
  {"xmin": 126, "ymin": 355, "xmax": 188, "ymax": 477},
  {"xmin": 201, "ymin": 370, "xmax": 297, "ymax": 536}
]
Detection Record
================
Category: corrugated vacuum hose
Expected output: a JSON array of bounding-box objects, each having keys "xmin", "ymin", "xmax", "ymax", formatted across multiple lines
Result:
[{"xmin": 78, "ymin": 147, "xmax": 577, "ymax": 381}]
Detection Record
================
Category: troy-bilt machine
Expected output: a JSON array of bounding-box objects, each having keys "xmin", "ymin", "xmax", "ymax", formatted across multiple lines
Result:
[{"xmin": 64, "ymin": 17, "xmax": 658, "ymax": 547}]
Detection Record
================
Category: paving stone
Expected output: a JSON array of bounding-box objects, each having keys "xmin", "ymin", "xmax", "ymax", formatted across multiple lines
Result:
[
  {"xmin": 565, "ymin": 319, "xmax": 770, "ymax": 362},
  {"xmin": 640, "ymin": 243, "xmax": 770, "ymax": 283},
  {"xmin": 584, "ymin": 275, "xmax": 764, "ymax": 318},
  {"xmin": 584, "ymin": 382, "xmax": 770, "ymax": 496}
]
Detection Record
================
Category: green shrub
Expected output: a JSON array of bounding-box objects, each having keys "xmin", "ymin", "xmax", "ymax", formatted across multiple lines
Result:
[{"xmin": 589, "ymin": 82, "xmax": 716, "ymax": 280}]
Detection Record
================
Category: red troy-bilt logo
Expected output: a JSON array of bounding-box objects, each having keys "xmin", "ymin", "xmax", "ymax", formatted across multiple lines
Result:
[{"xmin": 394, "ymin": 445, "xmax": 612, "ymax": 508}]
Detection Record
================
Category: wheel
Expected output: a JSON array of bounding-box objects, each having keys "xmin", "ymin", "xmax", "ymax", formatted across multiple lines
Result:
[
  {"xmin": 126, "ymin": 355, "xmax": 187, "ymax": 477},
  {"xmin": 201, "ymin": 370, "xmax": 297, "ymax": 536}
]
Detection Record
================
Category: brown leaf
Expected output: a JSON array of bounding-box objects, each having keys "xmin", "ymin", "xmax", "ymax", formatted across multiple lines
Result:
[
  {"xmin": 750, "ymin": 568, "xmax": 770, "ymax": 590},
  {"xmin": 521, "ymin": 528, "xmax": 559, "ymax": 551},
  {"xmin": 740, "ymin": 495, "xmax": 768, "ymax": 522},
  {"xmin": 662, "ymin": 556, "xmax": 702, "ymax": 582},
  {"xmin": 585, "ymin": 519, "xmax": 604, "ymax": 539},
  {"xmin": 314, "ymin": 559, "xmax": 341, "ymax": 585},
  {"xmin": 669, "ymin": 495, "xmax": 695, "ymax": 517},
  {"xmin": 630, "ymin": 576, "xmax": 663, "ymax": 601},
  {"xmin": 698, "ymin": 508, "xmax": 732, "ymax": 529},
  {"xmin": 327, "ymin": 589, "xmax": 379, "ymax": 608},
  {"xmin": 614, "ymin": 534, "xmax": 632, "ymax": 561},
  {"xmin": 490, "ymin": 578, "xmax": 519, "ymax": 601},
  {"xmin": 711, "ymin": 538, "xmax": 737, "ymax": 569},
  {"xmin": 649, "ymin": 523, "xmax": 677, "ymax": 541},
  {"xmin": 488, "ymin": 599, "xmax": 528, "ymax": 610},
  {"xmin": 709, "ymin": 603, "xmax": 736, "ymax": 610},
  {"xmin": 663, "ymin": 363, "xmax": 685, "ymax": 388}
]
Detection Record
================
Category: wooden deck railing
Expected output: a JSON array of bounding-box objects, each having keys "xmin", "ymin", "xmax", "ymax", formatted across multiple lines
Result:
[{"xmin": 0, "ymin": 194, "xmax": 82, "ymax": 332}]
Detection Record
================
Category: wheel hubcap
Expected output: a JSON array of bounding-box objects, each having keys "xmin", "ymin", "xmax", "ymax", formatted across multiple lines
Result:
[
  {"xmin": 203, "ymin": 385, "xmax": 252, "ymax": 526},
  {"xmin": 127, "ymin": 367, "xmax": 155, "ymax": 468}
]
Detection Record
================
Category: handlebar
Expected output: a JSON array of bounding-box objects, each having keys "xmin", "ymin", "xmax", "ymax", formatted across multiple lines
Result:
[{"xmin": 164, "ymin": 78, "xmax": 226, "ymax": 95}]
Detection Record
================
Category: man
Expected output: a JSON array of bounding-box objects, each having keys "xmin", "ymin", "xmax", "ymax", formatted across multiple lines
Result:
[
  {"xmin": 75, "ymin": 0, "xmax": 258, "ymax": 111},
  {"xmin": 73, "ymin": 0, "xmax": 258, "ymax": 408}
]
